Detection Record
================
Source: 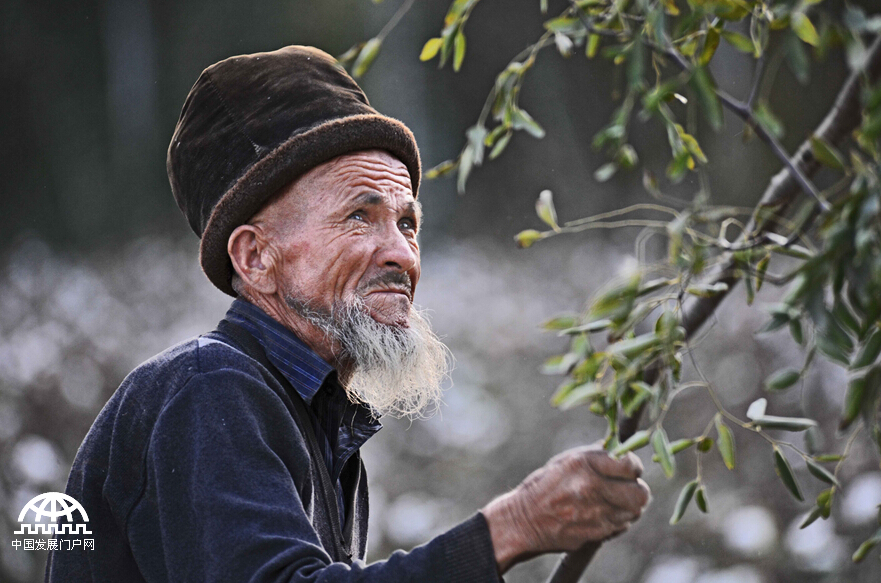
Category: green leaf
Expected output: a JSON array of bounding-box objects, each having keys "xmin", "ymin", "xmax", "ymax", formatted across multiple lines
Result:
[
  {"xmin": 616, "ymin": 144, "xmax": 639, "ymax": 169},
  {"xmin": 453, "ymin": 30, "xmax": 466, "ymax": 72},
  {"xmin": 420, "ymin": 37, "xmax": 443, "ymax": 62},
  {"xmin": 457, "ymin": 144, "xmax": 475, "ymax": 194},
  {"xmin": 852, "ymin": 328, "xmax": 881, "ymax": 370},
  {"xmin": 800, "ymin": 506, "xmax": 823, "ymax": 529},
  {"xmin": 721, "ymin": 30, "xmax": 755, "ymax": 54},
  {"xmin": 790, "ymin": 318, "xmax": 805, "ymax": 346},
  {"xmin": 512, "ymin": 109, "xmax": 546, "ymax": 138},
  {"xmin": 488, "ymin": 130, "xmax": 512, "ymax": 160},
  {"xmin": 806, "ymin": 458, "xmax": 841, "ymax": 487},
  {"xmin": 515, "ymin": 229, "xmax": 545, "ymax": 249},
  {"xmin": 716, "ymin": 416, "xmax": 736, "ymax": 470},
  {"xmin": 773, "ymin": 446, "xmax": 804, "ymax": 501},
  {"xmin": 535, "ymin": 189, "xmax": 561, "ymax": 232},
  {"xmin": 764, "ymin": 368, "xmax": 801, "ymax": 391},
  {"xmin": 670, "ymin": 480, "xmax": 699, "ymax": 524},
  {"xmin": 841, "ymin": 372, "xmax": 868, "ymax": 430},
  {"xmin": 792, "ymin": 12, "xmax": 820, "ymax": 47},
  {"xmin": 670, "ymin": 438, "xmax": 697, "ymax": 455},
  {"xmin": 586, "ymin": 33, "xmax": 600, "ymax": 58},
  {"xmin": 560, "ymin": 319, "xmax": 613, "ymax": 336},
  {"xmin": 425, "ymin": 159, "xmax": 457, "ymax": 180},
  {"xmin": 809, "ymin": 135, "xmax": 846, "ymax": 171},
  {"xmin": 352, "ymin": 37, "xmax": 382, "ymax": 78},
  {"xmin": 554, "ymin": 382, "xmax": 603, "ymax": 410},
  {"xmin": 695, "ymin": 486, "xmax": 708, "ymax": 513},
  {"xmin": 754, "ymin": 253, "xmax": 770, "ymax": 292},
  {"xmin": 698, "ymin": 437, "xmax": 713, "ymax": 452},
  {"xmin": 752, "ymin": 415, "xmax": 818, "ymax": 432},
  {"xmin": 594, "ymin": 162, "xmax": 618, "ymax": 182},
  {"xmin": 652, "ymin": 428, "xmax": 676, "ymax": 478},
  {"xmin": 544, "ymin": 16, "xmax": 581, "ymax": 34},
  {"xmin": 608, "ymin": 333, "xmax": 661, "ymax": 360},
  {"xmin": 699, "ymin": 27, "xmax": 720, "ymax": 66},
  {"xmin": 690, "ymin": 68, "xmax": 723, "ymax": 131},
  {"xmin": 852, "ymin": 528, "xmax": 881, "ymax": 563},
  {"xmin": 685, "ymin": 282, "xmax": 729, "ymax": 297},
  {"xmin": 754, "ymin": 102, "xmax": 784, "ymax": 139},
  {"xmin": 612, "ymin": 430, "xmax": 651, "ymax": 457},
  {"xmin": 542, "ymin": 315, "xmax": 579, "ymax": 330},
  {"xmin": 814, "ymin": 454, "xmax": 844, "ymax": 463},
  {"xmin": 817, "ymin": 487, "xmax": 834, "ymax": 518}
]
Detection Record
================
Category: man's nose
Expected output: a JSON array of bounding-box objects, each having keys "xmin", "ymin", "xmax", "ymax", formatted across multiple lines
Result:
[{"xmin": 375, "ymin": 225, "xmax": 418, "ymax": 272}]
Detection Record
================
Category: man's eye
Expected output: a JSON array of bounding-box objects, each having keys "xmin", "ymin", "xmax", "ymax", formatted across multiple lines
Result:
[
  {"xmin": 349, "ymin": 211, "xmax": 366, "ymax": 222},
  {"xmin": 399, "ymin": 218, "xmax": 416, "ymax": 231}
]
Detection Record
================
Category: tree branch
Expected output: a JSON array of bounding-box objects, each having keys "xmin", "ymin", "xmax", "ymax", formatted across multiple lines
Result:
[{"xmin": 546, "ymin": 33, "xmax": 881, "ymax": 583}]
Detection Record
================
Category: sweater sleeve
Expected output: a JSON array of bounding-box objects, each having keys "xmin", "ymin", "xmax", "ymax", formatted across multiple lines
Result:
[{"xmin": 127, "ymin": 368, "xmax": 501, "ymax": 583}]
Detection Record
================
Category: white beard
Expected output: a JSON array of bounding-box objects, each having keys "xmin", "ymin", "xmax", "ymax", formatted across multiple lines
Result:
[{"xmin": 285, "ymin": 295, "xmax": 450, "ymax": 419}]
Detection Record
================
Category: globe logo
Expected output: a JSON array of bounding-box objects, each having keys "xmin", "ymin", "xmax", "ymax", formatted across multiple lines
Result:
[{"xmin": 15, "ymin": 492, "xmax": 92, "ymax": 535}]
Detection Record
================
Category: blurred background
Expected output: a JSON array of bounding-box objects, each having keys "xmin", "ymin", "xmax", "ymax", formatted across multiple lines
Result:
[{"xmin": 2, "ymin": 0, "xmax": 881, "ymax": 581}]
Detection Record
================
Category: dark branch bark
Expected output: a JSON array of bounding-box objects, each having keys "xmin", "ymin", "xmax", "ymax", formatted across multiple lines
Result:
[{"xmin": 546, "ymin": 34, "xmax": 881, "ymax": 583}]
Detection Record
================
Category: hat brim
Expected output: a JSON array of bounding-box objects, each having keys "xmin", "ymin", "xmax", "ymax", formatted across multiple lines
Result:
[{"xmin": 199, "ymin": 113, "xmax": 421, "ymax": 297}]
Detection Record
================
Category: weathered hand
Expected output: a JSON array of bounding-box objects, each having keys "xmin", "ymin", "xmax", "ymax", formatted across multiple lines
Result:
[{"xmin": 480, "ymin": 443, "xmax": 651, "ymax": 574}]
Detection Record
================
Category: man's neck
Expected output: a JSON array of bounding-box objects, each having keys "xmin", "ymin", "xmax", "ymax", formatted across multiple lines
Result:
[{"xmin": 240, "ymin": 292, "xmax": 355, "ymax": 383}]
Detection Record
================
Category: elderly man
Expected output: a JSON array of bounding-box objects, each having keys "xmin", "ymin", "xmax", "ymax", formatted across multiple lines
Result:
[{"xmin": 46, "ymin": 46, "xmax": 649, "ymax": 582}]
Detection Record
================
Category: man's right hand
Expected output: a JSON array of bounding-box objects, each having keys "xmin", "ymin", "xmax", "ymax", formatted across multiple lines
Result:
[{"xmin": 480, "ymin": 444, "xmax": 651, "ymax": 574}]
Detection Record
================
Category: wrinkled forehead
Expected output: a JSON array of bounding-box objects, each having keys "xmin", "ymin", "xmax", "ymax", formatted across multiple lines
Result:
[
  {"xmin": 255, "ymin": 149, "xmax": 417, "ymax": 226},
  {"xmin": 316, "ymin": 149, "xmax": 414, "ymax": 198}
]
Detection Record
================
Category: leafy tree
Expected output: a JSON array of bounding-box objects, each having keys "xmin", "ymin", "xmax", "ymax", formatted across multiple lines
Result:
[{"xmin": 342, "ymin": 0, "xmax": 881, "ymax": 579}]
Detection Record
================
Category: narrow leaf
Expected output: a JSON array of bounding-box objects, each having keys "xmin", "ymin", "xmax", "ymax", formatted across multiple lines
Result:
[
  {"xmin": 752, "ymin": 415, "xmax": 818, "ymax": 432},
  {"xmin": 810, "ymin": 135, "xmax": 846, "ymax": 171},
  {"xmin": 773, "ymin": 446, "xmax": 804, "ymax": 501},
  {"xmin": 792, "ymin": 13, "xmax": 820, "ymax": 46},
  {"xmin": 420, "ymin": 38, "xmax": 443, "ymax": 62},
  {"xmin": 512, "ymin": 109, "xmax": 546, "ymax": 138},
  {"xmin": 535, "ymin": 190, "xmax": 561, "ymax": 232},
  {"xmin": 800, "ymin": 506, "xmax": 823, "ymax": 529},
  {"xmin": 515, "ymin": 229, "xmax": 544, "ymax": 249},
  {"xmin": 852, "ymin": 328, "xmax": 881, "ymax": 370},
  {"xmin": 764, "ymin": 368, "xmax": 801, "ymax": 391},
  {"xmin": 352, "ymin": 37, "xmax": 382, "ymax": 78},
  {"xmin": 699, "ymin": 27, "xmax": 720, "ymax": 66},
  {"xmin": 716, "ymin": 416, "xmax": 736, "ymax": 470},
  {"xmin": 594, "ymin": 162, "xmax": 618, "ymax": 182},
  {"xmin": 841, "ymin": 373, "xmax": 868, "ymax": 430},
  {"xmin": 695, "ymin": 486, "xmax": 708, "ymax": 513},
  {"xmin": 652, "ymin": 428, "xmax": 676, "ymax": 478},
  {"xmin": 612, "ymin": 430, "xmax": 651, "ymax": 457},
  {"xmin": 806, "ymin": 459, "xmax": 841, "ymax": 487},
  {"xmin": 852, "ymin": 528, "xmax": 881, "ymax": 563},
  {"xmin": 721, "ymin": 30, "xmax": 755, "ymax": 53},
  {"xmin": 453, "ymin": 30, "xmax": 466, "ymax": 72},
  {"xmin": 670, "ymin": 480, "xmax": 699, "ymax": 524}
]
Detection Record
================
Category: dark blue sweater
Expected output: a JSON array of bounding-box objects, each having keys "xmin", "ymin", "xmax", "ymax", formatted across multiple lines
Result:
[{"xmin": 45, "ymin": 313, "xmax": 501, "ymax": 582}]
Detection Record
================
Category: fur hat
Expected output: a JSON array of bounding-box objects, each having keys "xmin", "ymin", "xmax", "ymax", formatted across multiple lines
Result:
[{"xmin": 167, "ymin": 45, "xmax": 421, "ymax": 296}]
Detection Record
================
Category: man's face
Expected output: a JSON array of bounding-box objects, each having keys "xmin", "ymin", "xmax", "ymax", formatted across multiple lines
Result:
[{"xmin": 260, "ymin": 149, "xmax": 421, "ymax": 327}]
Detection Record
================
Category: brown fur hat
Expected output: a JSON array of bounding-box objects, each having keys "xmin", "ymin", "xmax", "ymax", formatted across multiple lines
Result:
[{"xmin": 167, "ymin": 45, "xmax": 421, "ymax": 296}]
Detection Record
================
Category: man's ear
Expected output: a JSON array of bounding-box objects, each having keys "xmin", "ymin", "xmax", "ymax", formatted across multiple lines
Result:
[{"xmin": 228, "ymin": 225, "xmax": 278, "ymax": 295}]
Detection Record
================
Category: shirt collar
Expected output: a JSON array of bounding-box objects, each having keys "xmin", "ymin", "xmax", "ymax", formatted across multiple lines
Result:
[{"xmin": 226, "ymin": 298, "xmax": 334, "ymax": 405}]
